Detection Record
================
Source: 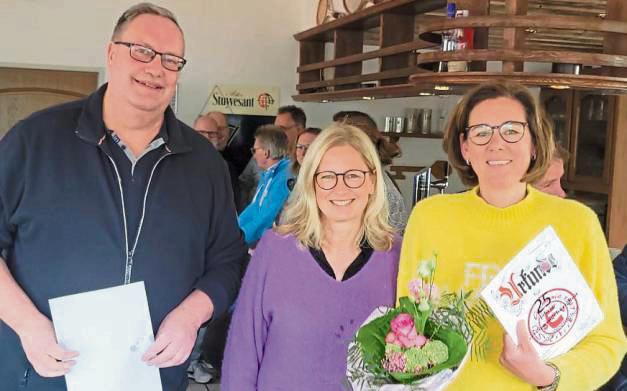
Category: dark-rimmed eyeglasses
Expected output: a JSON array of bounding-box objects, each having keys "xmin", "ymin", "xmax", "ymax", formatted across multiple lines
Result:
[
  {"xmin": 314, "ymin": 169, "xmax": 372, "ymax": 190},
  {"xmin": 113, "ymin": 41, "xmax": 187, "ymax": 72},
  {"xmin": 465, "ymin": 121, "xmax": 527, "ymax": 146}
]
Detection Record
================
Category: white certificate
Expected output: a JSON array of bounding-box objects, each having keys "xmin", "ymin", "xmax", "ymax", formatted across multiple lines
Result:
[
  {"xmin": 49, "ymin": 281, "xmax": 162, "ymax": 391},
  {"xmin": 481, "ymin": 226, "xmax": 603, "ymax": 360}
]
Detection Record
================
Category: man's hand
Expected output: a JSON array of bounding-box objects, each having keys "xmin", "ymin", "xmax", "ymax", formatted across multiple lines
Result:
[
  {"xmin": 142, "ymin": 290, "xmax": 213, "ymax": 368},
  {"xmin": 500, "ymin": 320, "xmax": 556, "ymax": 387},
  {"xmin": 18, "ymin": 315, "xmax": 78, "ymax": 377}
]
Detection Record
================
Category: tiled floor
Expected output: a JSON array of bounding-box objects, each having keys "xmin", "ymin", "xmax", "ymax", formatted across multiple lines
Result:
[{"xmin": 187, "ymin": 381, "xmax": 220, "ymax": 390}]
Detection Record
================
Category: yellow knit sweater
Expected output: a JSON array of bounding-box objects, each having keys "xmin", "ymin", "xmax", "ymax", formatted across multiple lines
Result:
[{"xmin": 397, "ymin": 186, "xmax": 626, "ymax": 391}]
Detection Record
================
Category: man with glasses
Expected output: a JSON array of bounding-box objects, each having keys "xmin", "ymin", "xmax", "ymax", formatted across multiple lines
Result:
[
  {"xmin": 194, "ymin": 112, "xmax": 239, "ymax": 205},
  {"xmin": 238, "ymin": 105, "xmax": 307, "ymax": 213},
  {"xmin": 194, "ymin": 112, "xmax": 231, "ymax": 152},
  {"xmin": 0, "ymin": 3, "xmax": 246, "ymax": 390},
  {"xmin": 238, "ymin": 125, "xmax": 291, "ymax": 246},
  {"xmin": 274, "ymin": 105, "xmax": 307, "ymax": 154}
]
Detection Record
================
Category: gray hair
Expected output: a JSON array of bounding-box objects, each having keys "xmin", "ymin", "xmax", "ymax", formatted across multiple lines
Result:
[
  {"xmin": 112, "ymin": 3, "xmax": 182, "ymax": 40},
  {"xmin": 255, "ymin": 125, "xmax": 288, "ymax": 160}
]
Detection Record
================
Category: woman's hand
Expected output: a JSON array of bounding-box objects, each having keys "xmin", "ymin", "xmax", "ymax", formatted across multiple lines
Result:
[{"xmin": 499, "ymin": 320, "xmax": 556, "ymax": 387}]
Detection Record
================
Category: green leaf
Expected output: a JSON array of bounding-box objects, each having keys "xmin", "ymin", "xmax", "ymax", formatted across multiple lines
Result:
[
  {"xmin": 356, "ymin": 308, "xmax": 399, "ymax": 371},
  {"xmin": 398, "ymin": 297, "xmax": 432, "ymax": 335},
  {"xmin": 356, "ymin": 317, "xmax": 468, "ymax": 385}
]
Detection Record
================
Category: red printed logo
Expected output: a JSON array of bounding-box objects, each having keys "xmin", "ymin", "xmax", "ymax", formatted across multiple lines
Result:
[
  {"xmin": 257, "ymin": 93, "xmax": 275, "ymax": 110},
  {"xmin": 528, "ymin": 288, "xmax": 578, "ymax": 346}
]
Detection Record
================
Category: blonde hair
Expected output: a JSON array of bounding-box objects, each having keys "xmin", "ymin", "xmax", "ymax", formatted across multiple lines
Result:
[{"xmin": 276, "ymin": 124, "xmax": 394, "ymax": 251}]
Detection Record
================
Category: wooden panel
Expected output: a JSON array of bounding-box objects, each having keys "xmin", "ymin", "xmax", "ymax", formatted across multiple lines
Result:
[
  {"xmin": 297, "ymin": 40, "xmax": 438, "ymax": 73},
  {"xmin": 298, "ymin": 41, "xmax": 325, "ymax": 93},
  {"xmin": 0, "ymin": 67, "xmax": 98, "ymax": 137},
  {"xmin": 297, "ymin": 66, "xmax": 419, "ymax": 90},
  {"xmin": 0, "ymin": 67, "xmax": 97, "ymax": 94},
  {"xmin": 540, "ymin": 88, "xmax": 573, "ymax": 152},
  {"xmin": 567, "ymin": 91, "xmax": 615, "ymax": 191},
  {"xmin": 294, "ymin": 0, "xmax": 446, "ymax": 42},
  {"xmin": 293, "ymin": 84, "xmax": 423, "ymax": 102},
  {"xmin": 415, "ymin": 49, "xmax": 627, "ymax": 67},
  {"xmin": 604, "ymin": 0, "xmax": 627, "ymax": 77},
  {"xmin": 608, "ymin": 95, "xmax": 627, "ymax": 247},
  {"xmin": 334, "ymin": 29, "xmax": 364, "ymax": 90},
  {"xmin": 456, "ymin": 0, "xmax": 490, "ymax": 71},
  {"xmin": 380, "ymin": 12, "xmax": 415, "ymax": 85},
  {"xmin": 409, "ymin": 71, "xmax": 627, "ymax": 92},
  {"xmin": 417, "ymin": 15, "xmax": 627, "ymax": 35},
  {"xmin": 502, "ymin": 0, "xmax": 528, "ymax": 72}
]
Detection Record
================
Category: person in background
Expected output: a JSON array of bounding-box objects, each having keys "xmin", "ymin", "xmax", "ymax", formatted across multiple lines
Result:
[
  {"xmin": 222, "ymin": 124, "xmax": 400, "ymax": 391},
  {"xmin": 533, "ymin": 143, "xmax": 568, "ymax": 198},
  {"xmin": 238, "ymin": 105, "xmax": 306, "ymax": 210},
  {"xmin": 238, "ymin": 125, "xmax": 291, "ymax": 246},
  {"xmin": 397, "ymin": 81, "xmax": 626, "ymax": 391},
  {"xmin": 0, "ymin": 3, "xmax": 246, "ymax": 390},
  {"xmin": 194, "ymin": 111, "xmax": 230, "ymax": 151},
  {"xmin": 194, "ymin": 111, "xmax": 240, "ymax": 207},
  {"xmin": 333, "ymin": 110, "xmax": 408, "ymax": 233},
  {"xmin": 289, "ymin": 127, "xmax": 322, "ymax": 189},
  {"xmin": 602, "ymin": 245, "xmax": 627, "ymax": 391},
  {"xmin": 275, "ymin": 105, "xmax": 307, "ymax": 155}
]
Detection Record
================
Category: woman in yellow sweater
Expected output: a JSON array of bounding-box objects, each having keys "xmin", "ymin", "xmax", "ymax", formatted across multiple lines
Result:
[{"xmin": 397, "ymin": 81, "xmax": 626, "ymax": 391}]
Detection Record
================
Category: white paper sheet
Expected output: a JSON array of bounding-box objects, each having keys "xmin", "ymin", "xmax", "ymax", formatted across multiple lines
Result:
[
  {"xmin": 49, "ymin": 281, "xmax": 162, "ymax": 391},
  {"xmin": 481, "ymin": 226, "xmax": 603, "ymax": 360}
]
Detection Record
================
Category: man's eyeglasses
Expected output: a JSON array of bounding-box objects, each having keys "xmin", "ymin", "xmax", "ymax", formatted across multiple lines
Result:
[
  {"xmin": 197, "ymin": 130, "xmax": 217, "ymax": 139},
  {"xmin": 314, "ymin": 169, "xmax": 372, "ymax": 190},
  {"xmin": 465, "ymin": 121, "xmax": 527, "ymax": 146},
  {"xmin": 113, "ymin": 41, "xmax": 187, "ymax": 72}
]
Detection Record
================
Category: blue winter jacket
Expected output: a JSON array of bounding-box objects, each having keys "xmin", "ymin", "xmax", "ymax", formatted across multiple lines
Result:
[{"xmin": 238, "ymin": 158, "xmax": 291, "ymax": 245}]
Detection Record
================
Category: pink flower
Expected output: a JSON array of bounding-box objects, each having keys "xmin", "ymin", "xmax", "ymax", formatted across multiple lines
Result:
[
  {"xmin": 381, "ymin": 351, "xmax": 406, "ymax": 373},
  {"xmin": 414, "ymin": 334, "xmax": 428, "ymax": 348},
  {"xmin": 385, "ymin": 331, "xmax": 399, "ymax": 345},
  {"xmin": 409, "ymin": 280, "xmax": 440, "ymax": 303},
  {"xmin": 408, "ymin": 280, "xmax": 423, "ymax": 302},
  {"xmin": 390, "ymin": 313, "xmax": 414, "ymax": 338}
]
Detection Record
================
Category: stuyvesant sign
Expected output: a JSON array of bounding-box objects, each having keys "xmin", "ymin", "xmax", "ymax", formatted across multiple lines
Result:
[{"xmin": 203, "ymin": 85, "xmax": 280, "ymax": 116}]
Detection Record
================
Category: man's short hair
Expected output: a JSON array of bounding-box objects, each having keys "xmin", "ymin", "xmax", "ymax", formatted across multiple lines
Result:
[
  {"xmin": 255, "ymin": 125, "xmax": 288, "ymax": 160},
  {"xmin": 277, "ymin": 105, "xmax": 307, "ymax": 129},
  {"xmin": 112, "ymin": 3, "xmax": 182, "ymax": 40}
]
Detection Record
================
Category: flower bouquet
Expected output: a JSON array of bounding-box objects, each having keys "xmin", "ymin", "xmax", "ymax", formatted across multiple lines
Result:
[{"xmin": 347, "ymin": 259, "xmax": 480, "ymax": 390}]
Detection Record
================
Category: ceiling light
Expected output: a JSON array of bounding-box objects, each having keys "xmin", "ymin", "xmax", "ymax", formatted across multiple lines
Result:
[
  {"xmin": 434, "ymin": 85, "xmax": 450, "ymax": 91},
  {"xmin": 549, "ymin": 85, "xmax": 570, "ymax": 90}
]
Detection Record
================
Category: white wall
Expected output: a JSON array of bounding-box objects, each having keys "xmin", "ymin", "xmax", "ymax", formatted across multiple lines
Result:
[
  {"xmin": 0, "ymin": 0, "xmax": 310, "ymax": 126},
  {"xmin": 1, "ymin": 0, "xmax": 467, "ymax": 207}
]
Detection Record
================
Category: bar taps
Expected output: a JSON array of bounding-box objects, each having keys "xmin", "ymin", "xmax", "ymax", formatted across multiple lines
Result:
[{"xmin": 412, "ymin": 160, "xmax": 450, "ymax": 205}]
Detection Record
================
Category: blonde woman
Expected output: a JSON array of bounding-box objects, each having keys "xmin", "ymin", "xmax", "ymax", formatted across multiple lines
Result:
[{"xmin": 222, "ymin": 124, "xmax": 400, "ymax": 390}]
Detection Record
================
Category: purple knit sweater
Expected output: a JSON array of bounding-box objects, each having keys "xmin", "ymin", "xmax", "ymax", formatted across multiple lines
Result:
[{"xmin": 222, "ymin": 230, "xmax": 400, "ymax": 391}]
